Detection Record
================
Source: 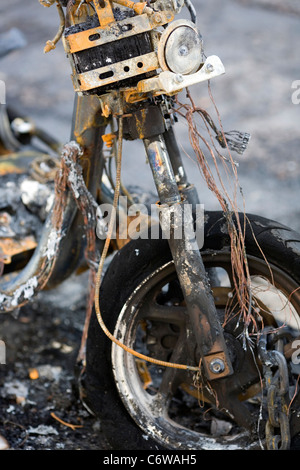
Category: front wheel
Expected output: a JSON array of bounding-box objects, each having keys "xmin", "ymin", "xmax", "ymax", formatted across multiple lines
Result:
[{"xmin": 85, "ymin": 211, "xmax": 300, "ymax": 450}]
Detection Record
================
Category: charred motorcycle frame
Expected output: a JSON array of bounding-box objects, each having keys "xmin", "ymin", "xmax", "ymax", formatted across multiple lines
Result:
[{"xmin": 1, "ymin": 0, "xmax": 300, "ymax": 450}]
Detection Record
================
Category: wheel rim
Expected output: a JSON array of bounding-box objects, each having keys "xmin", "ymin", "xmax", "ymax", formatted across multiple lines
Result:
[{"xmin": 111, "ymin": 251, "xmax": 300, "ymax": 450}]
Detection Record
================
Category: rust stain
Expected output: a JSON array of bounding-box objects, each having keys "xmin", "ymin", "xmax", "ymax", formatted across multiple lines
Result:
[
  {"xmin": 0, "ymin": 236, "xmax": 37, "ymax": 264},
  {"xmin": 66, "ymin": 10, "xmax": 174, "ymax": 54},
  {"xmin": 134, "ymin": 108, "xmax": 147, "ymax": 140},
  {"xmin": 123, "ymin": 88, "xmax": 149, "ymax": 104},
  {"xmin": 136, "ymin": 359, "xmax": 152, "ymax": 389},
  {"xmin": 0, "ymin": 163, "xmax": 24, "ymax": 175},
  {"xmin": 77, "ymin": 52, "xmax": 158, "ymax": 93},
  {"xmin": 102, "ymin": 133, "xmax": 116, "ymax": 148},
  {"xmin": 63, "ymin": 0, "xmax": 174, "ymax": 95},
  {"xmin": 203, "ymin": 351, "xmax": 232, "ymax": 381},
  {"xmin": 93, "ymin": 0, "xmax": 115, "ymax": 27}
]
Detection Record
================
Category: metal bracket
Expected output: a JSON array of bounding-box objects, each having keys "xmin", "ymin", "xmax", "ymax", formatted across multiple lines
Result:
[
  {"xmin": 137, "ymin": 55, "xmax": 225, "ymax": 95},
  {"xmin": 64, "ymin": 12, "xmax": 174, "ymax": 55}
]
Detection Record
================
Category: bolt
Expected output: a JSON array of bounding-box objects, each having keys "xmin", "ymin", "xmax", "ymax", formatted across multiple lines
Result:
[
  {"xmin": 178, "ymin": 45, "xmax": 189, "ymax": 56},
  {"xmin": 153, "ymin": 12, "xmax": 162, "ymax": 24},
  {"xmin": 209, "ymin": 357, "xmax": 225, "ymax": 374},
  {"xmin": 205, "ymin": 63, "xmax": 214, "ymax": 73},
  {"xmin": 174, "ymin": 74, "xmax": 184, "ymax": 84},
  {"xmin": 11, "ymin": 117, "xmax": 34, "ymax": 135}
]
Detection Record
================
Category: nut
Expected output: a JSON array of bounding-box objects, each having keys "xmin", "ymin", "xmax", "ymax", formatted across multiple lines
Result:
[
  {"xmin": 205, "ymin": 63, "xmax": 214, "ymax": 73},
  {"xmin": 209, "ymin": 357, "xmax": 225, "ymax": 374},
  {"xmin": 174, "ymin": 74, "xmax": 184, "ymax": 84}
]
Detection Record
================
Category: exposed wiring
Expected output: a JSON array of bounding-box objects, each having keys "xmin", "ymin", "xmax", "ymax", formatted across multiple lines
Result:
[
  {"xmin": 184, "ymin": 0, "xmax": 197, "ymax": 24},
  {"xmin": 173, "ymin": 88, "xmax": 257, "ymax": 343},
  {"xmin": 43, "ymin": 0, "xmax": 66, "ymax": 53}
]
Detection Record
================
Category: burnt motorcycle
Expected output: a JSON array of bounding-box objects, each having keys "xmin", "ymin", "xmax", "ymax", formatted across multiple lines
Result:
[{"xmin": 1, "ymin": 0, "xmax": 300, "ymax": 451}]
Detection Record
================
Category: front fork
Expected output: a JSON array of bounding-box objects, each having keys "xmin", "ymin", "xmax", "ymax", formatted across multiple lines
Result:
[{"xmin": 143, "ymin": 131, "xmax": 233, "ymax": 381}]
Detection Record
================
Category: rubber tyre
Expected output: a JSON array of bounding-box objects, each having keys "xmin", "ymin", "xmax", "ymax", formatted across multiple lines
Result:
[{"xmin": 85, "ymin": 211, "xmax": 300, "ymax": 450}]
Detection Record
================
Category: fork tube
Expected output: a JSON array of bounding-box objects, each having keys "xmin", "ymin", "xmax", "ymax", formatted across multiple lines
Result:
[
  {"xmin": 163, "ymin": 125, "xmax": 200, "ymax": 207},
  {"xmin": 144, "ymin": 134, "xmax": 233, "ymax": 380},
  {"xmin": 144, "ymin": 134, "xmax": 181, "ymax": 206}
]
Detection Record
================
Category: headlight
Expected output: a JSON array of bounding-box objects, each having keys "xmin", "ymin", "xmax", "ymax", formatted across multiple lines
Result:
[{"xmin": 158, "ymin": 19, "xmax": 203, "ymax": 75}]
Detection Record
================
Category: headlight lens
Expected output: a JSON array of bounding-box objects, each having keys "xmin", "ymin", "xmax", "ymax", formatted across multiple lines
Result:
[{"xmin": 159, "ymin": 20, "xmax": 203, "ymax": 75}]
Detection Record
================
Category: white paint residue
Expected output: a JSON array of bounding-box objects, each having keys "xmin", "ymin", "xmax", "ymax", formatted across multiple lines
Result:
[
  {"xmin": 0, "ymin": 294, "xmax": 8, "ymax": 304},
  {"xmin": 28, "ymin": 425, "xmax": 59, "ymax": 436},
  {"xmin": 10, "ymin": 277, "xmax": 38, "ymax": 307},
  {"xmin": 20, "ymin": 179, "xmax": 44, "ymax": 205},
  {"xmin": 62, "ymin": 141, "xmax": 84, "ymax": 199},
  {"xmin": 44, "ymin": 229, "xmax": 62, "ymax": 260},
  {"xmin": 46, "ymin": 193, "xmax": 54, "ymax": 213},
  {"xmin": 67, "ymin": 140, "xmax": 83, "ymax": 156},
  {"xmin": 68, "ymin": 168, "xmax": 80, "ymax": 199}
]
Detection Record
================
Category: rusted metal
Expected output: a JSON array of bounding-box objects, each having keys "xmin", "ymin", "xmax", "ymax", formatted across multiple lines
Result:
[
  {"xmin": 144, "ymin": 130, "xmax": 233, "ymax": 380},
  {"xmin": 66, "ymin": 0, "xmax": 91, "ymax": 25},
  {"xmin": 123, "ymin": 105, "xmax": 165, "ymax": 140},
  {"xmin": 0, "ymin": 135, "xmax": 100, "ymax": 314},
  {"xmin": 71, "ymin": 93, "xmax": 107, "ymax": 158},
  {"xmin": 30, "ymin": 154, "xmax": 60, "ymax": 183},
  {"xmin": 48, "ymin": 93, "xmax": 107, "ymax": 287},
  {"xmin": 77, "ymin": 52, "xmax": 159, "ymax": 93},
  {"xmin": 0, "ymin": 236, "xmax": 37, "ymax": 265},
  {"xmin": 63, "ymin": 3, "xmax": 174, "ymax": 95},
  {"xmin": 163, "ymin": 125, "xmax": 200, "ymax": 207},
  {"xmin": 0, "ymin": 88, "xmax": 108, "ymax": 310},
  {"xmin": 0, "ymin": 151, "xmax": 39, "ymax": 175},
  {"xmin": 43, "ymin": 0, "xmax": 65, "ymax": 53},
  {"xmin": 112, "ymin": 1, "xmax": 152, "ymax": 16},
  {"xmin": 144, "ymin": 135, "xmax": 180, "ymax": 205},
  {"xmin": 123, "ymin": 88, "xmax": 149, "ymax": 104},
  {"xmin": 136, "ymin": 359, "xmax": 152, "ymax": 390},
  {"xmin": 93, "ymin": 0, "xmax": 115, "ymax": 27},
  {"xmin": 39, "ymin": 0, "xmax": 56, "ymax": 7},
  {"xmin": 258, "ymin": 329, "xmax": 291, "ymax": 449},
  {"xmin": 64, "ymin": 11, "xmax": 173, "ymax": 55},
  {"xmin": 0, "ymin": 142, "xmax": 79, "ymax": 312},
  {"xmin": 102, "ymin": 132, "xmax": 116, "ymax": 148},
  {"xmin": 59, "ymin": 141, "xmax": 98, "ymax": 270}
]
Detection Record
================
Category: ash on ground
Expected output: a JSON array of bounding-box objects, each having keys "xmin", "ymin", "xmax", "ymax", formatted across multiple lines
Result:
[{"xmin": 0, "ymin": 272, "xmax": 110, "ymax": 450}]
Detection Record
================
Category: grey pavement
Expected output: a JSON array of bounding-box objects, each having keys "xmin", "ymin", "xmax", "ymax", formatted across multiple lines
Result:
[{"xmin": 1, "ymin": 0, "xmax": 300, "ymax": 231}]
